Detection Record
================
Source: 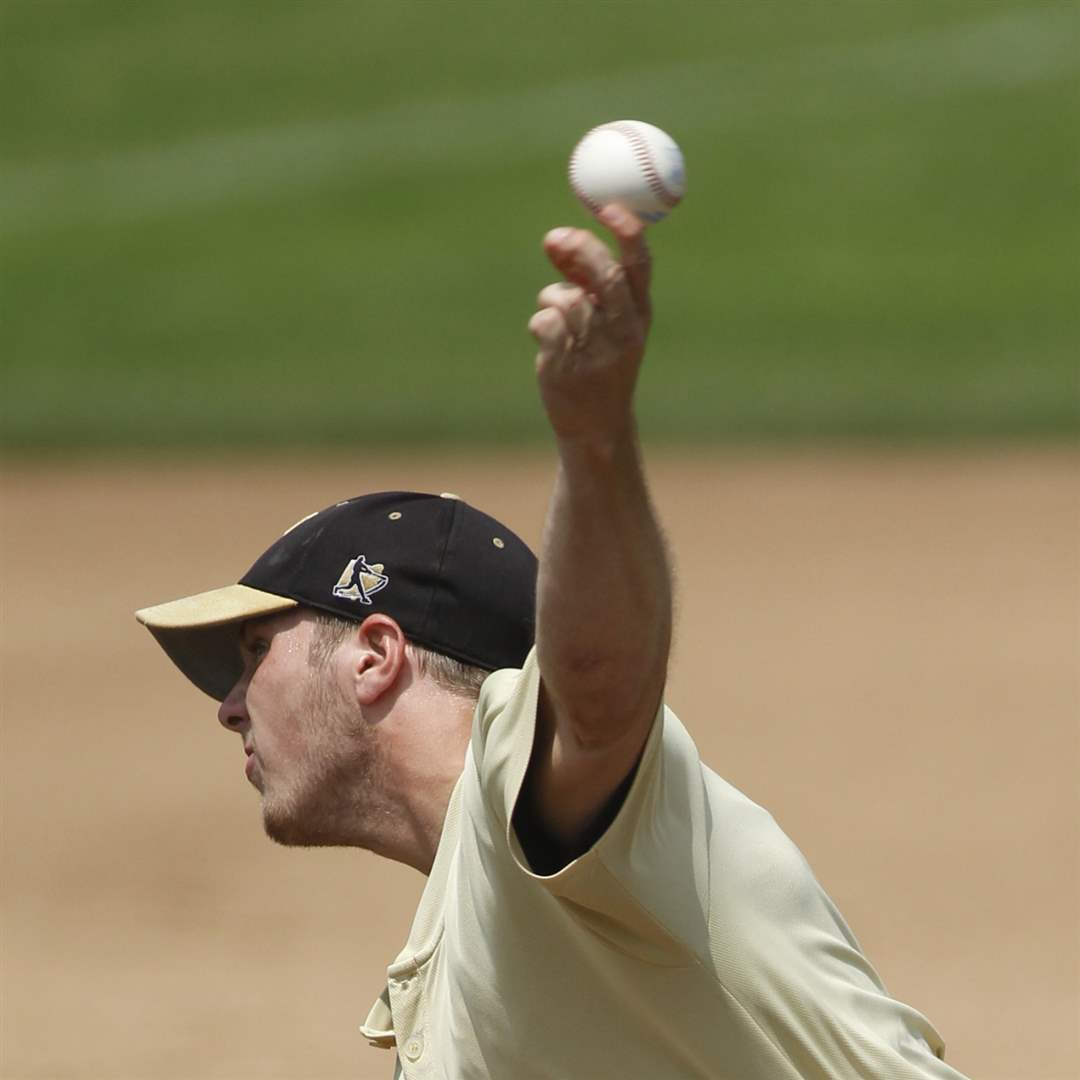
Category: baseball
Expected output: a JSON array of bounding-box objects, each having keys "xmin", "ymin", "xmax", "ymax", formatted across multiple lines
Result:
[{"xmin": 568, "ymin": 120, "xmax": 686, "ymax": 225}]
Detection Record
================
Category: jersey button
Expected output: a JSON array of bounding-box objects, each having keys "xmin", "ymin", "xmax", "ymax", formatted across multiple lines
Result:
[{"xmin": 404, "ymin": 1034, "xmax": 424, "ymax": 1062}]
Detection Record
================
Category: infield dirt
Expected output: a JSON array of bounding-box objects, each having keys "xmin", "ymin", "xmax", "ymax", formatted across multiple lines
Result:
[{"xmin": 2, "ymin": 447, "xmax": 1076, "ymax": 1080}]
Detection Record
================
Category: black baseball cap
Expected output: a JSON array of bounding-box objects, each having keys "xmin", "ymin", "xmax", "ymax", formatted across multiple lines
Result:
[{"xmin": 136, "ymin": 491, "xmax": 538, "ymax": 701}]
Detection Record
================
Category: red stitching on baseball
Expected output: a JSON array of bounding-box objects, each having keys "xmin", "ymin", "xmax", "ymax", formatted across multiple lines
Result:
[
  {"xmin": 568, "ymin": 150, "xmax": 602, "ymax": 215},
  {"xmin": 602, "ymin": 121, "xmax": 681, "ymax": 208}
]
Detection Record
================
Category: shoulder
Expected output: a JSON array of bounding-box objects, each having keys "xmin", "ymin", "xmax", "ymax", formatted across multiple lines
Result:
[
  {"xmin": 465, "ymin": 654, "xmax": 538, "ymax": 830},
  {"xmin": 473, "ymin": 655, "xmax": 535, "ymax": 759},
  {"xmin": 475, "ymin": 662, "xmax": 528, "ymax": 733}
]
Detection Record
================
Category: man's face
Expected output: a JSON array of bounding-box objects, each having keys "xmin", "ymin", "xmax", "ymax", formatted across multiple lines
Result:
[{"xmin": 217, "ymin": 609, "xmax": 388, "ymax": 847}]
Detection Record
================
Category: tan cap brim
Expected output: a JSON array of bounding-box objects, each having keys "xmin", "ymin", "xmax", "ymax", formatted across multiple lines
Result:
[{"xmin": 136, "ymin": 584, "xmax": 299, "ymax": 702}]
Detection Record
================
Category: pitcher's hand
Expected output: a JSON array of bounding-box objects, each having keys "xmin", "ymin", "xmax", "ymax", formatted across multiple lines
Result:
[{"xmin": 528, "ymin": 204, "xmax": 652, "ymax": 444}]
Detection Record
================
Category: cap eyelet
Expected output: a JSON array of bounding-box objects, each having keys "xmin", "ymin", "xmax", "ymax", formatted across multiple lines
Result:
[
  {"xmin": 492, "ymin": 537, "xmax": 505, "ymax": 549},
  {"xmin": 388, "ymin": 511, "xmax": 402, "ymax": 521}
]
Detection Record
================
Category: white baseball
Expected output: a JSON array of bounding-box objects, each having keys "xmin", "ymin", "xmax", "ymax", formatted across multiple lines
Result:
[{"xmin": 568, "ymin": 120, "xmax": 686, "ymax": 225}]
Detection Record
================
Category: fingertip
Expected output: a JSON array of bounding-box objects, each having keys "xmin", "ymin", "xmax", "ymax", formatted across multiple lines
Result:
[
  {"xmin": 598, "ymin": 203, "xmax": 641, "ymax": 237},
  {"xmin": 598, "ymin": 204, "xmax": 626, "ymax": 227},
  {"xmin": 543, "ymin": 227, "xmax": 574, "ymax": 250},
  {"xmin": 527, "ymin": 307, "xmax": 560, "ymax": 339}
]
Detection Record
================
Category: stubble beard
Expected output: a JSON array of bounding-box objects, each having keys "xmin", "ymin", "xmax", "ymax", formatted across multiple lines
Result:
[{"xmin": 260, "ymin": 670, "xmax": 391, "ymax": 850}]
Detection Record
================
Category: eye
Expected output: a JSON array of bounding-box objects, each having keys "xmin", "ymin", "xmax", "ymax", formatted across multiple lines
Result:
[{"xmin": 242, "ymin": 636, "xmax": 270, "ymax": 666}]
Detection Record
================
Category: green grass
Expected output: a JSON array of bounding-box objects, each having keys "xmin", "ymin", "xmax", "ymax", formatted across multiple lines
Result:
[{"xmin": 2, "ymin": 0, "xmax": 1077, "ymax": 451}]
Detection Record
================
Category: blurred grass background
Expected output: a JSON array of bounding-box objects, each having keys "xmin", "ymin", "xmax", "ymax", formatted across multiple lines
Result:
[{"xmin": 1, "ymin": 0, "xmax": 1076, "ymax": 451}]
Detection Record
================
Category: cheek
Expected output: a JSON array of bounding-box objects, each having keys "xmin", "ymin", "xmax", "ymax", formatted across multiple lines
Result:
[{"xmin": 247, "ymin": 669, "xmax": 311, "ymax": 770}]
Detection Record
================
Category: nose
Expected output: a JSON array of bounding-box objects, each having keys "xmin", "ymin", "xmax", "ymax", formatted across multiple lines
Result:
[{"xmin": 217, "ymin": 679, "xmax": 250, "ymax": 734}]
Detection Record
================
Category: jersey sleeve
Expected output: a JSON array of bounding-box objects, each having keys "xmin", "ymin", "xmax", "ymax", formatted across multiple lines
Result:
[{"xmin": 472, "ymin": 647, "xmax": 714, "ymax": 961}]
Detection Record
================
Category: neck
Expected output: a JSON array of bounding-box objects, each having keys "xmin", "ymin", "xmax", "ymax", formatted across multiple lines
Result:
[{"xmin": 362, "ymin": 680, "xmax": 475, "ymax": 874}]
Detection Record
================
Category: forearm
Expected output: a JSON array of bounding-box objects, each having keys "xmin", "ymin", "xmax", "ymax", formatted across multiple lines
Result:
[{"xmin": 537, "ymin": 425, "xmax": 672, "ymax": 745}]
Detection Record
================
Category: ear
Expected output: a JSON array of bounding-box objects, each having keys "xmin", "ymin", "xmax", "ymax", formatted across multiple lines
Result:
[{"xmin": 347, "ymin": 614, "xmax": 407, "ymax": 706}]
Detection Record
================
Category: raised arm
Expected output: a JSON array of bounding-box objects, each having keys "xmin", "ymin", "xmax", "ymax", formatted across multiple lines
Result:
[{"xmin": 515, "ymin": 205, "xmax": 673, "ymax": 871}]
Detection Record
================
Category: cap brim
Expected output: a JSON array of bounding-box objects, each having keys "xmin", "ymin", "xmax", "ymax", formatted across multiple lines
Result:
[{"xmin": 136, "ymin": 584, "xmax": 299, "ymax": 702}]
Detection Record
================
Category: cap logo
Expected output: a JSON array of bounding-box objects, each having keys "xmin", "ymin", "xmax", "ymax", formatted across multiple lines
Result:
[{"xmin": 332, "ymin": 555, "xmax": 389, "ymax": 605}]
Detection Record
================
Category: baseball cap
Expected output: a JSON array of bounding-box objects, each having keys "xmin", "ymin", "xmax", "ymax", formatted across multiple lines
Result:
[{"xmin": 136, "ymin": 491, "xmax": 538, "ymax": 701}]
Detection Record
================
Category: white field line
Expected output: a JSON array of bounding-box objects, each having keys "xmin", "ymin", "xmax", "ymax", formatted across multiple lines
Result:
[{"xmin": 0, "ymin": 5, "xmax": 1073, "ymax": 236}]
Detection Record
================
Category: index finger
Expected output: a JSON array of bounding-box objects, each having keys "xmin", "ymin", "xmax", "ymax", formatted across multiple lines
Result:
[
  {"xmin": 542, "ymin": 226, "xmax": 638, "ymax": 327},
  {"xmin": 597, "ymin": 204, "xmax": 651, "ymax": 316},
  {"xmin": 542, "ymin": 226, "xmax": 621, "ymax": 298}
]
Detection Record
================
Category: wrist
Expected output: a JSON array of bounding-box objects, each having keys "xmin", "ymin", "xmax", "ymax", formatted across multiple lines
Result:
[{"xmin": 555, "ymin": 417, "xmax": 639, "ymax": 469}]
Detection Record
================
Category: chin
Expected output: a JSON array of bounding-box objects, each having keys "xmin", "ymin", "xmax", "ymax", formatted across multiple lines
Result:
[
  {"xmin": 263, "ymin": 812, "xmax": 308, "ymax": 847},
  {"xmin": 262, "ymin": 796, "xmax": 346, "ymax": 848}
]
